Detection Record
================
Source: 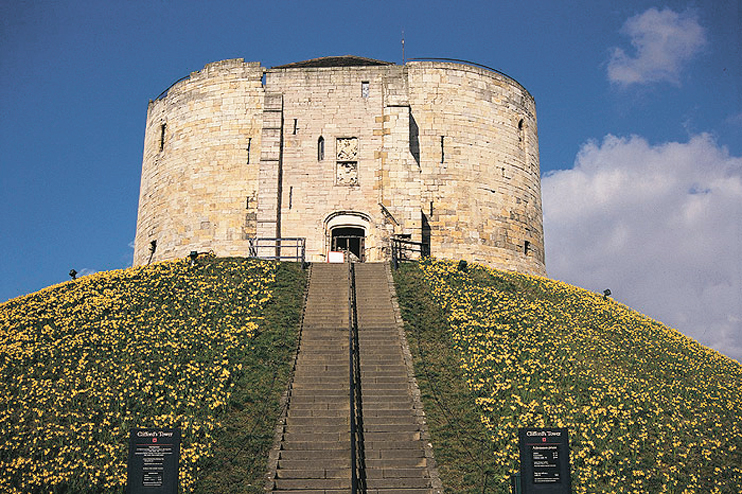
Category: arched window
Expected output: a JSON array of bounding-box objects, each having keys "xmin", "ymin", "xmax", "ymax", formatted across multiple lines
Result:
[{"xmin": 318, "ymin": 136, "xmax": 325, "ymax": 161}]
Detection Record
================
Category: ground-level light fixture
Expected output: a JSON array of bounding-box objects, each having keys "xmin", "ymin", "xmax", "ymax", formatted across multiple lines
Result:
[
  {"xmin": 603, "ymin": 289, "xmax": 612, "ymax": 299},
  {"xmin": 69, "ymin": 269, "xmax": 77, "ymax": 280},
  {"xmin": 189, "ymin": 251, "xmax": 199, "ymax": 266}
]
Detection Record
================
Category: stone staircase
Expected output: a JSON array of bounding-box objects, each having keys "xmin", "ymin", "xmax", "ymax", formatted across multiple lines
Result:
[{"xmin": 267, "ymin": 263, "xmax": 440, "ymax": 494}]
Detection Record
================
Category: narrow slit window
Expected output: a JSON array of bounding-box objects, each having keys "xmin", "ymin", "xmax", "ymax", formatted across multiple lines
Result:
[
  {"xmin": 245, "ymin": 196, "xmax": 250, "ymax": 210},
  {"xmin": 440, "ymin": 136, "xmax": 445, "ymax": 163},
  {"xmin": 159, "ymin": 123, "xmax": 166, "ymax": 152},
  {"xmin": 247, "ymin": 137, "xmax": 252, "ymax": 164},
  {"xmin": 288, "ymin": 186, "xmax": 294, "ymax": 209},
  {"xmin": 361, "ymin": 81, "xmax": 370, "ymax": 98},
  {"xmin": 429, "ymin": 201, "xmax": 434, "ymax": 217},
  {"xmin": 524, "ymin": 240, "xmax": 531, "ymax": 255},
  {"xmin": 293, "ymin": 119, "xmax": 298, "ymax": 135},
  {"xmin": 318, "ymin": 136, "xmax": 325, "ymax": 161},
  {"xmin": 518, "ymin": 118, "xmax": 525, "ymax": 143}
]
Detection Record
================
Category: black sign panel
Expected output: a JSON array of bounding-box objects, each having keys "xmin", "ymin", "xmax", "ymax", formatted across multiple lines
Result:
[
  {"xmin": 127, "ymin": 428, "xmax": 180, "ymax": 494},
  {"xmin": 518, "ymin": 428, "xmax": 571, "ymax": 494}
]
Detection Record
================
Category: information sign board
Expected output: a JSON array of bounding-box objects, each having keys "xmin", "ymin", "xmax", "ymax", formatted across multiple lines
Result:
[
  {"xmin": 127, "ymin": 428, "xmax": 180, "ymax": 494},
  {"xmin": 518, "ymin": 428, "xmax": 571, "ymax": 494}
]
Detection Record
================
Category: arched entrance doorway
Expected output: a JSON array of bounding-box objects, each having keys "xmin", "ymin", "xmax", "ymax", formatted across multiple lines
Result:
[
  {"xmin": 331, "ymin": 227, "xmax": 365, "ymax": 262},
  {"xmin": 324, "ymin": 211, "xmax": 371, "ymax": 263}
]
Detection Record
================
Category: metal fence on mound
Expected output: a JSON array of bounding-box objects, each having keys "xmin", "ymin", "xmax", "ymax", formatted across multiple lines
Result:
[{"xmin": 248, "ymin": 237, "xmax": 306, "ymax": 264}]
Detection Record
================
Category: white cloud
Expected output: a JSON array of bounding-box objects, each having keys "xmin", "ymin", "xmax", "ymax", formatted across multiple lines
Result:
[
  {"xmin": 78, "ymin": 268, "xmax": 98, "ymax": 277},
  {"xmin": 607, "ymin": 7, "xmax": 707, "ymax": 86},
  {"xmin": 543, "ymin": 133, "xmax": 742, "ymax": 363}
]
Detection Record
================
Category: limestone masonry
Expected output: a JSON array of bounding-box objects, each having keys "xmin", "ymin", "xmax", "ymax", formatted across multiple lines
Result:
[{"xmin": 133, "ymin": 56, "xmax": 546, "ymax": 276}]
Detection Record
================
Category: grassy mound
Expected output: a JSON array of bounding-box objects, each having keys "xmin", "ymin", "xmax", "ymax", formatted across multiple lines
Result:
[
  {"xmin": 0, "ymin": 257, "xmax": 305, "ymax": 494},
  {"xmin": 393, "ymin": 258, "xmax": 742, "ymax": 494}
]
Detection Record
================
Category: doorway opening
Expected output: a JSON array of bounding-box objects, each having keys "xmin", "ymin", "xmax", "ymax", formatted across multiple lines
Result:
[{"xmin": 331, "ymin": 227, "xmax": 365, "ymax": 262}]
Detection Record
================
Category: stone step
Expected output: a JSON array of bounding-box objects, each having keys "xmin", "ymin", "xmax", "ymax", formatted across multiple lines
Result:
[
  {"xmin": 362, "ymin": 409, "xmax": 417, "ymax": 418},
  {"xmin": 296, "ymin": 362, "xmax": 348, "ymax": 374},
  {"xmin": 284, "ymin": 419, "xmax": 349, "ymax": 430},
  {"xmin": 363, "ymin": 431, "xmax": 421, "ymax": 442},
  {"xmin": 365, "ymin": 489, "xmax": 433, "ymax": 494},
  {"xmin": 287, "ymin": 402, "xmax": 350, "ymax": 410},
  {"xmin": 366, "ymin": 458, "xmax": 427, "ymax": 469},
  {"xmin": 278, "ymin": 449, "xmax": 349, "ymax": 461},
  {"xmin": 365, "ymin": 467, "xmax": 429, "ymax": 479},
  {"xmin": 359, "ymin": 396, "xmax": 411, "ymax": 405},
  {"xmin": 361, "ymin": 418, "xmax": 421, "ymax": 428},
  {"xmin": 280, "ymin": 440, "xmax": 350, "ymax": 451},
  {"xmin": 364, "ymin": 438, "xmax": 425, "ymax": 449},
  {"xmin": 292, "ymin": 375, "xmax": 347, "ymax": 382},
  {"xmin": 360, "ymin": 369, "xmax": 408, "ymax": 376},
  {"xmin": 271, "ymin": 490, "xmax": 350, "ymax": 494},
  {"xmin": 282, "ymin": 432, "xmax": 349, "ymax": 442},
  {"xmin": 363, "ymin": 423, "xmax": 420, "ymax": 433},
  {"xmin": 285, "ymin": 424, "xmax": 351, "ymax": 434},
  {"xmin": 286, "ymin": 410, "xmax": 349, "ymax": 420},
  {"xmin": 278, "ymin": 458, "xmax": 352, "ymax": 470},
  {"xmin": 288, "ymin": 387, "xmax": 349, "ymax": 396},
  {"xmin": 363, "ymin": 447, "xmax": 426, "ymax": 459},
  {"xmin": 273, "ymin": 478, "xmax": 352, "ymax": 491},
  {"xmin": 366, "ymin": 478, "xmax": 431, "ymax": 490},
  {"xmin": 275, "ymin": 468, "xmax": 351, "ymax": 479},
  {"xmin": 270, "ymin": 263, "xmax": 435, "ymax": 494},
  {"xmin": 359, "ymin": 383, "xmax": 409, "ymax": 391}
]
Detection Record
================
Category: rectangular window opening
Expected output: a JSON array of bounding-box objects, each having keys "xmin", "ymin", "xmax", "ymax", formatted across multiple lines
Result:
[
  {"xmin": 524, "ymin": 240, "xmax": 531, "ymax": 255},
  {"xmin": 361, "ymin": 81, "xmax": 370, "ymax": 98}
]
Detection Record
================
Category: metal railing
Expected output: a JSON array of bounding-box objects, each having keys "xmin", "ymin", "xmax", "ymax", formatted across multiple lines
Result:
[
  {"xmin": 348, "ymin": 263, "xmax": 366, "ymax": 493},
  {"xmin": 390, "ymin": 236, "xmax": 429, "ymax": 269},
  {"xmin": 248, "ymin": 237, "xmax": 306, "ymax": 264}
]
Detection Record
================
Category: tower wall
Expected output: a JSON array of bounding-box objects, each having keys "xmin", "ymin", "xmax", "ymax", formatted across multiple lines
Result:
[
  {"xmin": 133, "ymin": 59, "xmax": 264, "ymax": 266},
  {"xmin": 264, "ymin": 64, "xmax": 420, "ymax": 262},
  {"xmin": 133, "ymin": 57, "xmax": 546, "ymax": 276},
  {"xmin": 408, "ymin": 62, "xmax": 545, "ymax": 275}
]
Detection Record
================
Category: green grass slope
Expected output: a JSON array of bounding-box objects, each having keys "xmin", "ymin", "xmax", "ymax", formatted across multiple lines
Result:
[
  {"xmin": 393, "ymin": 258, "xmax": 742, "ymax": 494},
  {"xmin": 0, "ymin": 257, "xmax": 306, "ymax": 494}
]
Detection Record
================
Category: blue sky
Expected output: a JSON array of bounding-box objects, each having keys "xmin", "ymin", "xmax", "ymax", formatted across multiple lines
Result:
[{"xmin": 1, "ymin": 0, "xmax": 740, "ymax": 361}]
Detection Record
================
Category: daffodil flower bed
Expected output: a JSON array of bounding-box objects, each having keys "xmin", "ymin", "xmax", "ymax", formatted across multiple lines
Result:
[
  {"xmin": 0, "ymin": 258, "xmax": 303, "ymax": 493},
  {"xmin": 397, "ymin": 259, "xmax": 742, "ymax": 493}
]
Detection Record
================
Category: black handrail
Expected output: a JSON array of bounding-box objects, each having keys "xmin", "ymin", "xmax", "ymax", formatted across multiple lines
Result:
[
  {"xmin": 248, "ymin": 237, "xmax": 306, "ymax": 264},
  {"xmin": 348, "ymin": 263, "xmax": 366, "ymax": 493},
  {"xmin": 390, "ymin": 236, "xmax": 429, "ymax": 269}
]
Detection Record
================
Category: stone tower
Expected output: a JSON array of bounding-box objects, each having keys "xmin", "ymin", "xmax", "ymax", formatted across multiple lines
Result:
[{"xmin": 133, "ymin": 56, "xmax": 546, "ymax": 276}]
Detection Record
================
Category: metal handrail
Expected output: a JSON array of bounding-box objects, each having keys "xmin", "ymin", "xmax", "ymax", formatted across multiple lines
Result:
[
  {"xmin": 390, "ymin": 236, "xmax": 429, "ymax": 269},
  {"xmin": 248, "ymin": 237, "xmax": 306, "ymax": 264},
  {"xmin": 348, "ymin": 263, "xmax": 366, "ymax": 493}
]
